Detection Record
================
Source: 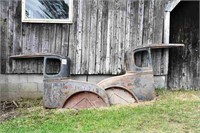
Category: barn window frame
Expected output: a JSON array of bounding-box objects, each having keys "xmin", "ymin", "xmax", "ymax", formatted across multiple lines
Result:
[{"xmin": 21, "ymin": 0, "xmax": 73, "ymax": 23}]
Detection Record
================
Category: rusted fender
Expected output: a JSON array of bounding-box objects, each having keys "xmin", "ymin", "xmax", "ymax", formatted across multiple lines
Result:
[
  {"xmin": 98, "ymin": 71, "xmax": 155, "ymax": 101},
  {"xmin": 43, "ymin": 79, "xmax": 110, "ymax": 108}
]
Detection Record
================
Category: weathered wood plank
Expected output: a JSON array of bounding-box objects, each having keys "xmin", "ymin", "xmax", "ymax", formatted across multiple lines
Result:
[
  {"xmin": 80, "ymin": 0, "xmax": 89, "ymax": 74},
  {"xmin": 0, "ymin": 1, "xmax": 2, "ymax": 73},
  {"xmin": 6, "ymin": 1, "xmax": 15, "ymax": 73},
  {"xmin": 131, "ymin": 1, "xmax": 139, "ymax": 49},
  {"xmin": 88, "ymin": 0, "xmax": 98, "ymax": 74},
  {"xmin": 30, "ymin": 24, "xmax": 37, "ymax": 53},
  {"xmin": 68, "ymin": 0, "xmax": 78, "ymax": 74},
  {"xmin": 1, "ymin": 1, "xmax": 9, "ymax": 73},
  {"xmin": 0, "ymin": 1, "xmax": 5, "ymax": 73},
  {"xmin": 141, "ymin": 0, "xmax": 154, "ymax": 67},
  {"xmin": 125, "ymin": 0, "xmax": 131, "ymax": 52},
  {"xmin": 153, "ymin": 0, "xmax": 164, "ymax": 41},
  {"xmin": 114, "ymin": 0, "xmax": 126, "ymax": 74},
  {"xmin": 109, "ymin": 0, "xmax": 126, "ymax": 75},
  {"xmin": 20, "ymin": 24, "xmax": 40, "ymax": 73},
  {"xmin": 163, "ymin": 10, "xmax": 170, "ymax": 77},
  {"xmin": 27, "ymin": 24, "xmax": 36, "ymax": 73},
  {"xmin": 95, "ymin": 0, "xmax": 103, "ymax": 74},
  {"xmin": 61, "ymin": 24, "xmax": 69, "ymax": 56},
  {"xmin": 164, "ymin": 12, "xmax": 170, "ymax": 44},
  {"xmin": 42, "ymin": 24, "xmax": 49, "ymax": 53},
  {"xmin": 111, "ymin": 0, "xmax": 118, "ymax": 74},
  {"xmin": 116, "ymin": 0, "xmax": 121, "ymax": 74},
  {"xmin": 49, "ymin": 24, "xmax": 56, "ymax": 53},
  {"xmin": 75, "ymin": 0, "xmax": 83, "ymax": 74},
  {"xmin": 118, "ymin": 0, "xmax": 126, "ymax": 74},
  {"xmin": 55, "ymin": 25, "xmax": 63, "ymax": 54},
  {"xmin": 125, "ymin": 0, "xmax": 141, "ymax": 71},
  {"xmin": 137, "ymin": 0, "xmax": 144, "ymax": 47},
  {"xmin": 27, "ymin": 24, "xmax": 33, "ymax": 53},
  {"xmin": 151, "ymin": 0, "xmax": 165, "ymax": 76},
  {"xmin": 142, "ymin": 0, "xmax": 150, "ymax": 45},
  {"xmin": 132, "ymin": 0, "xmax": 144, "ymax": 68},
  {"xmin": 100, "ymin": 0, "xmax": 109, "ymax": 74},
  {"xmin": 147, "ymin": 0, "xmax": 154, "ymax": 45},
  {"xmin": 105, "ymin": 0, "xmax": 114, "ymax": 74},
  {"xmin": 13, "ymin": 0, "xmax": 22, "ymax": 55},
  {"xmin": 142, "ymin": 0, "xmax": 154, "ymax": 45}
]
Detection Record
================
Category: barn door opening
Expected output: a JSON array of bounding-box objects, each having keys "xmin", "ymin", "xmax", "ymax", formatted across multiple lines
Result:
[{"xmin": 167, "ymin": 1, "xmax": 200, "ymax": 89}]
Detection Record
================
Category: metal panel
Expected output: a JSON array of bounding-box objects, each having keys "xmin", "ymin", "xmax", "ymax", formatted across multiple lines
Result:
[
  {"xmin": 63, "ymin": 92, "xmax": 107, "ymax": 109},
  {"xmin": 106, "ymin": 87, "xmax": 137, "ymax": 105}
]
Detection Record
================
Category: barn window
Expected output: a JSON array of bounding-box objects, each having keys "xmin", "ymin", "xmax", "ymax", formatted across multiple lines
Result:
[{"xmin": 22, "ymin": 0, "xmax": 73, "ymax": 23}]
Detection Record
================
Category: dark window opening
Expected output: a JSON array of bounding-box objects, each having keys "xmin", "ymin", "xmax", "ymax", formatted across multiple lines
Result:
[
  {"xmin": 134, "ymin": 50, "xmax": 149, "ymax": 68},
  {"xmin": 168, "ymin": 1, "xmax": 200, "ymax": 88},
  {"xmin": 46, "ymin": 58, "xmax": 61, "ymax": 75}
]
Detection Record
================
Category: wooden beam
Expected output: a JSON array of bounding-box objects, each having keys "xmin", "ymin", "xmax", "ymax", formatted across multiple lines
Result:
[
  {"xmin": 163, "ymin": 11, "xmax": 170, "ymax": 78},
  {"xmin": 0, "ymin": 1, "xmax": 2, "ymax": 73},
  {"xmin": 164, "ymin": 12, "xmax": 170, "ymax": 43},
  {"xmin": 165, "ymin": 0, "xmax": 181, "ymax": 12}
]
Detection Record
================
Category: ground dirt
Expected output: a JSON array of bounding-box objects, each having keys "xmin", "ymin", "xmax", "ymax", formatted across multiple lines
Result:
[{"xmin": 0, "ymin": 99, "xmax": 42, "ymax": 124}]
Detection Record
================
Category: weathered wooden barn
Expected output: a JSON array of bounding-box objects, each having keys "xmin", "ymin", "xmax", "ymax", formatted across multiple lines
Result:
[{"xmin": 0, "ymin": 0, "xmax": 199, "ymax": 100}]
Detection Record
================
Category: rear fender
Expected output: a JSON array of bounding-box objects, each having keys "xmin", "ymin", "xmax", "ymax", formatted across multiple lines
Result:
[
  {"xmin": 105, "ymin": 86, "xmax": 139, "ymax": 103},
  {"xmin": 98, "ymin": 72, "xmax": 155, "ymax": 101}
]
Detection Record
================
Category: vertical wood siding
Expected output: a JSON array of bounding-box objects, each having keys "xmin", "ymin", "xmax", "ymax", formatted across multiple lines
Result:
[
  {"xmin": 1, "ymin": 0, "xmax": 199, "ymax": 89},
  {"xmin": 1, "ymin": 0, "xmax": 169, "ymax": 75}
]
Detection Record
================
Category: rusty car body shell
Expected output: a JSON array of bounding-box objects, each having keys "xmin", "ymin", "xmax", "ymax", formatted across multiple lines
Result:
[
  {"xmin": 10, "ymin": 44, "xmax": 184, "ymax": 108},
  {"xmin": 10, "ymin": 54, "xmax": 111, "ymax": 109},
  {"xmin": 98, "ymin": 44, "xmax": 184, "ymax": 102}
]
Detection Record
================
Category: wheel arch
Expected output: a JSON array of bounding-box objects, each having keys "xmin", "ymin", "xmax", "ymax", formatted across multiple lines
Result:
[
  {"xmin": 62, "ymin": 90, "xmax": 110, "ymax": 108},
  {"xmin": 105, "ymin": 86, "xmax": 139, "ymax": 103}
]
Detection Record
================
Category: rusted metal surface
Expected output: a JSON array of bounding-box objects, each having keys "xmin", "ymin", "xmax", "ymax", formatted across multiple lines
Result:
[
  {"xmin": 10, "ymin": 53, "xmax": 110, "ymax": 109},
  {"xmin": 10, "ymin": 53, "xmax": 66, "ymax": 59},
  {"xmin": 98, "ymin": 70, "xmax": 155, "ymax": 101},
  {"xmin": 98, "ymin": 47, "xmax": 154, "ymax": 101},
  {"xmin": 43, "ymin": 79, "xmax": 110, "ymax": 109},
  {"xmin": 42, "ymin": 56, "xmax": 109, "ymax": 109},
  {"xmin": 10, "ymin": 53, "xmax": 71, "ymax": 78},
  {"xmin": 131, "ymin": 43, "xmax": 184, "ymax": 50},
  {"xmin": 98, "ymin": 44, "xmax": 184, "ymax": 103},
  {"xmin": 43, "ymin": 56, "xmax": 70, "ymax": 79},
  {"xmin": 106, "ymin": 87, "xmax": 138, "ymax": 105},
  {"xmin": 10, "ymin": 44, "xmax": 184, "ymax": 108},
  {"xmin": 63, "ymin": 91, "xmax": 107, "ymax": 109}
]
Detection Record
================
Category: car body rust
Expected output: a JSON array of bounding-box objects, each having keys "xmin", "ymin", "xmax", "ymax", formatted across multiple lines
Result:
[{"xmin": 10, "ymin": 44, "xmax": 184, "ymax": 109}]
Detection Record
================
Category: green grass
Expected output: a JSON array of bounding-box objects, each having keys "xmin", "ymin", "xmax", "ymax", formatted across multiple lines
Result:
[{"xmin": 0, "ymin": 90, "xmax": 200, "ymax": 133}]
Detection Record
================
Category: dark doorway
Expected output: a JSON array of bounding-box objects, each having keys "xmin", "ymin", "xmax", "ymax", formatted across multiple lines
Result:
[{"xmin": 168, "ymin": 1, "xmax": 200, "ymax": 89}]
